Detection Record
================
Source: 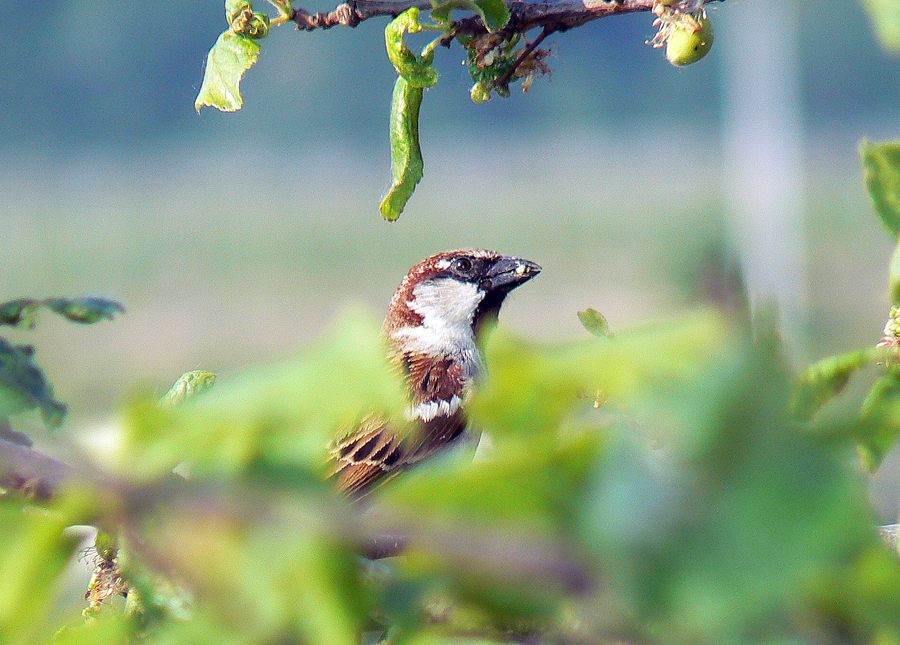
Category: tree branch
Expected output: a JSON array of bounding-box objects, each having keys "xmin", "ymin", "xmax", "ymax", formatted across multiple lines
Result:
[
  {"xmin": 1, "ymin": 434, "xmax": 895, "ymax": 575},
  {"xmin": 291, "ymin": 0, "xmax": 723, "ymax": 35},
  {"xmin": 0, "ymin": 437, "xmax": 75, "ymax": 500},
  {"xmin": 495, "ymin": 25, "xmax": 555, "ymax": 88}
]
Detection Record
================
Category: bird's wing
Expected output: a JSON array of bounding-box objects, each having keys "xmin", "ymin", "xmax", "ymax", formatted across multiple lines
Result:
[
  {"xmin": 329, "ymin": 355, "xmax": 469, "ymax": 497},
  {"xmin": 328, "ymin": 410, "xmax": 468, "ymax": 496},
  {"xmin": 329, "ymin": 416, "xmax": 406, "ymax": 497},
  {"xmin": 403, "ymin": 410, "xmax": 468, "ymax": 465}
]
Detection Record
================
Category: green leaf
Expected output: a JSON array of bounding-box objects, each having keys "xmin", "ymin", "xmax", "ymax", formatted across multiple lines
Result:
[
  {"xmin": 267, "ymin": 0, "xmax": 294, "ymax": 19},
  {"xmin": 380, "ymin": 77, "xmax": 425, "ymax": 221},
  {"xmin": 54, "ymin": 615, "xmax": 134, "ymax": 645},
  {"xmin": 195, "ymin": 31, "xmax": 261, "ymax": 113},
  {"xmin": 161, "ymin": 370, "xmax": 217, "ymax": 407},
  {"xmin": 0, "ymin": 502, "xmax": 80, "ymax": 641},
  {"xmin": 791, "ymin": 346, "xmax": 890, "ymax": 421},
  {"xmin": 0, "ymin": 299, "xmax": 38, "ymax": 328},
  {"xmin": 379, "ymin": 8, "xmax": 439, "ymax": 219},
  {"xmin": 856, "ymin": 370, "xmax": 900, "ymax": 471},
  {"xmin": 384, "ymin": 9, "xmax": 439, "ymax": 87},
  {"xmin": 45, "ymin": 296, "xmax": 125, "ymax": 324},
  {"xmin": 583, "ymin": 339, "xmax": 878, "ymax": 642},
  {"xmin": 430, "ymin": 0, "xmax": 474, "ymax": 25},
  {"xmin": 473, "ymin": 0, "xmax": 510, "ymax": 32},
  {"xmin": 862, "ymin": 0, "xmax": 900, "ymax": 52},
  {"xmin": 577, "ymin": 308, "xmax": 612, "ymax": 338},
  {"xmin": 383, "ymin": 431, "xmax": 602, "ymax": 533},
  {"xmin": 431, "ymin": 0, "xmax": 509, "ymax": 31},
  {"xmin": 225, "ymin": 0, "xmax": 252, "ymax": 23},
  {"xmin": 891, "ymin": 238, "xmax": 900, "ymax": 305},
  {"xmin": 472, "ymin": 311, "xmax": 727, "ymax": 440},
  {"xmin": 0, "ymin": 338, "xmax": 67, "ymax": 428},
  {"xmin": 860, "ymin": 139, "xmax": 900, "ymax": 237},
  {"xmin": 120, "ymin": 311, "xmax": 406, "ymax": 480},
  {"xmin": 0, "ymin": 297, "xmax": 123, "ymax": 328}
]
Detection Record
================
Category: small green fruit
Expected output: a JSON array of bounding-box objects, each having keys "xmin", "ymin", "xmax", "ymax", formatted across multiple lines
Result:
[
  {"xmin": 94, "ymin": 531, "xmax": 118, "ymax": 561},
  {"xmin": 470, "ymin": 81, "xmax": 491, "ymax": 104},
  {"xmin": 666, "ymin": 14, "xmax": 714, "ymax": 66}
]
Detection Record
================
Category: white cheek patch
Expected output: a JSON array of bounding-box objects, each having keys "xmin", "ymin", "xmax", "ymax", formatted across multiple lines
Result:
[
  {"xmin": 391, "ymin": 278, "xmax": 486, "ymax": 382},
  {"xmin": 408, "ymin": 278, "xmax": 485, "ymax": 330},
  {"xmin": 405, "ymin": 395, "xmax": 463, "ymax": 422}
]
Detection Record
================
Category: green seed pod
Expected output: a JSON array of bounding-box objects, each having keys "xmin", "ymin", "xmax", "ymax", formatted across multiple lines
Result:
[
  {"xmin": 94, "ymin": 530, "xmax": 118, "ymax": 561},
  {"xmin": 470, "ymin": 81, "xmax": 492, "ymax": 104},
  {"xmin": 666, "ymin": 13, "xmax": 714, "ymax": 66}
]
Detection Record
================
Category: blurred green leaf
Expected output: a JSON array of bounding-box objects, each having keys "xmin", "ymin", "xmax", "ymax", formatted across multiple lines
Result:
[
  {"xmin": 862, "ymin": 0, "xmax": 900, "ymax": 52},
  {"xmin": 54, "ymin": 613, "xmax": 134, "ymax": 644},
  {"xmin": 0, "ymin": 299, "xmax": 38, "ymax": 329},
  {"xmin": 0, "ymin": 338, "xmax": 67, "ymax": 427},
  {"xmin": 804, "ymin": 545, "xmax": 900, "ymax": 643},
  {"xmin": 133, "ymin": 493, "xmax": 367, "ymax": 644},
  {"xmin": 860, "ymin": 139, "xmax": 900, "ymax": 237},
  {"xmin": 0, "ymin": 500, "xmax": 80, "ymax": 642},
  {"xmin": 195, "ymin": 31, "xmax": 261, "ymax": 113},
  {"xmin": 119, "ymin": 310, "xmax": 406, "ymax": 480},
  {"xmin": 160, "ymin": 370, "xmax": 217, "ymax": 407},
  {"xmin": 382, "ymin": 431, "xmax": 603, "ymax": 534},
  {"xmin": 856, "ymin": 370, "xmax": 900, "ymax": 471},
  {"xmin": 791, "ymin": 346, "xmax": 888, "ymax": 421},
  {"xmin": 380, "ymin": 77, "xmax": 425, "ymax": 221},
  {"xmin": 45, "ymin": 297, "xmax": 125, "ymax": 325},
  {"xmin": 583, "ymin": 338, "xmax": 881, "ymax": 642},
  {"xmin": 472, "ymin": 311, "xmax": 728, "ymax": 439},
  {"xmin": 0, "ymin": 296, "xmax": 123, "ymax": 328},
  {"xmin": 891, "ymin": 239, "xmax": 900, "ymax": 304},
  {"xmin": 576, "ymin": 308, "xmax": 612, "ymax": 338}
]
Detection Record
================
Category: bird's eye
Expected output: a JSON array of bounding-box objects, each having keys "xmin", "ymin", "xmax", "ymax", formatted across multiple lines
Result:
[{"xmin": 452, "ymin": 257, "xmax": 473, "ymax": 274}]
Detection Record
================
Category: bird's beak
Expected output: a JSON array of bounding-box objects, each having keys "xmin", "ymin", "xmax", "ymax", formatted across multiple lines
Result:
[{"xmin": 480, "ymin": 256, "xmax": 542, "ymax": 292}]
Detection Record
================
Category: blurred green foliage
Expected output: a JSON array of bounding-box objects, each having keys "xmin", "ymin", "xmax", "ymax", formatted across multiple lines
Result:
[
  {"xmin": 0, "ymin": 297, "xmax": 124, "ymax": 429},
  {"xmin": 861, "ymin": 141, "xmax": 900, "ymax": 240},
  {"xmin": 863, "ymin": 0, "xmax": 900, "ymax": 52},
  {"xmin": 0, "ymin": 299, "xmax": 898, "ymax": 643}
]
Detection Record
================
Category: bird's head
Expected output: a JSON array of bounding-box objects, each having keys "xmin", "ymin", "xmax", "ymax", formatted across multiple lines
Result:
[{"xmin": 385, "ymin": 249, "xmax": 541, "ymax": 361}]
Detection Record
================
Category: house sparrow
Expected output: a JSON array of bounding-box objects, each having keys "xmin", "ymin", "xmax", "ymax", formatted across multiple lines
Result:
[{"xmin": 330, "ymin": 249, "xmax": 541, "ymax": 496}]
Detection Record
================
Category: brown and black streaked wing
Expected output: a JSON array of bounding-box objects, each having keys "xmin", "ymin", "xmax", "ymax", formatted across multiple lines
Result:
[
  {"xmin": 329, "ymin": 417, "xmax": 405, "ymax": 496},
  {"xmin": 403, "ymin": 410, "xmax": 468, "ymax": 465}
]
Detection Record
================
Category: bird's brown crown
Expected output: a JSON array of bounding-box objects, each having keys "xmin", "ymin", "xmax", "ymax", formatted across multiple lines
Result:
[{"xmin": 384, "ymin": 249, "xmax": 540, "ymax": 333}]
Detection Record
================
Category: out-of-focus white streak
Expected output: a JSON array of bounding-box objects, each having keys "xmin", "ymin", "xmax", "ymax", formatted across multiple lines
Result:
[{"xmin": 719, "ymin": 0, "xmax": 808, "ymax": 359}]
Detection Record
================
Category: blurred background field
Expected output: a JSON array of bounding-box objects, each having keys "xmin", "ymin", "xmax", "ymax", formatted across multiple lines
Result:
[{"xmin": 2, "ymin": 0, "xmax": 898, "ymax": 516}]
